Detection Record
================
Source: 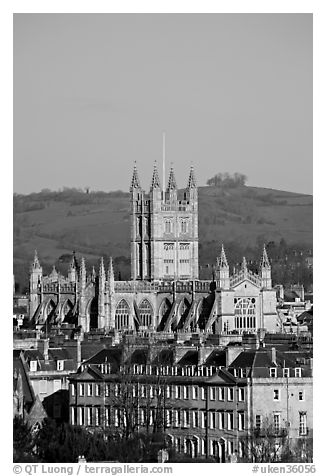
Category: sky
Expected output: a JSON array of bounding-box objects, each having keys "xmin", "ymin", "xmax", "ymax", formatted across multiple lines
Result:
[{"xmin": 13, "ymin": 13, "xmax": 312, "ymax": 195}]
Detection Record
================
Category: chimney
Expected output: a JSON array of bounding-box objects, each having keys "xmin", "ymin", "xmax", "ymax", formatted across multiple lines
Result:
[
  {"xmin": 270, "ymin": 347, "xmax": 277, "ymax": 364},
  {"xmin": 43, "ymin": 338, "xmax": 49, "ymax": 362},
  {"xmin": 77, "ymin": 336, "xmax": 82, "ymax": 369}
]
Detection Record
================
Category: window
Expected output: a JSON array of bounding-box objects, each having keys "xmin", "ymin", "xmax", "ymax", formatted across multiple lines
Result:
[
  {"xmin": 87, "ymin": 384, "xmax": 93, "ymax": 397},
  {"xmin": 298, "ymin": 391, "xmax": 304, "ymax": 401},
  {"xmin": 193, "ymin": 410, "xmax": 199, "ymax": 428},
  {"xmin": 79, "ymin": 384, "xmax": 85, "ymax": 397},
  {"xmin": 166, "ymin": 385, "xmax": 171, "ymax": 399},
  {"xmin": 201, "ymin": 387, "xmax": 206, "ymax": 400},
  {"xmin": 234, "ymin": 297, "xmax": 256, "ymax": 330},
  {"xmin": 175, "ymin": 409, "xmax": 181, "ymax": 427},
  {"xmin": 105, "ymin": 384, "xmax": 110, "ymax": 397},
  {"xmin": 184, "ymin": 386, "xmax": 189, "ymax": 399},
  {"xmin": 255, "ymin": 415, "xmax": 262, "ymax": 430},
  {"xmin": 71, "ymin": 383, "xmax": 75, "ymax": 396},
  {"xmin": 138, "ymin": 299, "xmax": 153, "ymax": 327},
  {"xmin": 95, "ymin": 384, "xmax": 101, "ymax": 396},
  {"xmin": 273, "ymin": 414, "xmax": 281, "ymax": 434},
  {"xmin": 30, "ymin": 360, "xmax": 37, "ymax": 372},
  {"xmin": 227, "ymin": 388, "xmax": 234, "ymax": 401},
  {"xmin": 227, "ymin": 412, "xmax": 234, "ymax": 430},
  {"xmin": 238, "ymin": 387, "xmax": 245, "ymax": 402},
  {"xmin": 176, "ymin": 386, "xmax": 181, "ymax": 399},
  {"xmin": 86, "ymin": 407, "xmax": 93, "ymax": 426},
  {"xmin": 105, "ymin": 407, "xmax": 110, "ymax": 426},
  {"xmin": 165, "ymin": 220, "xmax": 172, "ymax": 234},
  {"xmin": 299, "ymin": 412, "xmax": 307, "ymax": 436},
  {"xmin": 219, "ymin": 387, "xmax": 225, "ymax": 401},
  {"xmin": 192, "ymin": 386, "xmax": 198, "ymax": 400},
  {"xmin": 115, "ymin": 299, "xmax": 130, "ymax": 330},
  {"xmin": 166, "ymin": 409, "xmax": 172, "ymax": 427},
  {"xmin": 57, "ymin": 360, "xmax": 64, "ymax": 371},
  {"xmin": 295, "ymin": 368, "xmax": 302, "ymax": 378},
  {"xmin": 210, "ymin": 387, "xmax": 216, "ymax": 401},
  {"xmin": 238, "ymin": 412, "xmax": 245, "ymax": 431},
  {"xmin": 184, "ymin": 410, "xmax": 190, "ymax": 427},
  {"xmin": 95, "ymin": 407, "xmax": 101, "ymax": 426},
  {"xmin": 273, "ymin": 389, "xmax": 280, "ymax": 401},
  {"xmin": 283, "ymin": 368, "xmax": 290, "ymax": 378},
  {"xmin": 79, "ymin": 407, "xmax": 85, "ymax": 426},
  {"xmin": 210, "ymin": 412, "xmax": 217, "ymax": 429},
  {"xmin": 270, "ymin": 368, "xmax": 277, "ymax": 378},
  {"xmin": 71, "ymin": 407, "xmax": 77, "ymax": 425}
]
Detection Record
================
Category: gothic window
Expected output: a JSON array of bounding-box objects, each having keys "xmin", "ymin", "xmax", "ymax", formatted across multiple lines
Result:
[
  {"xmin": 180, "ymin": 220, "xmax": 188, "ymax": 234},
  {"xmin": 138, "ymin": 299, "xmax": 153, "ymax": 327},
  {"xmin": 115, "ymin": 299, "xmax": 131, "ymax": 330},
  {"xmin": 165, "ymin": 220, "xmax": 172, "ymax": 234},
  {"xmin": 137, "ymin": 217, "xmax": 142, "ymax": 236},
  {"xmin": 234, "ymin": 298, "xmax": 256, "ymax": 331}
]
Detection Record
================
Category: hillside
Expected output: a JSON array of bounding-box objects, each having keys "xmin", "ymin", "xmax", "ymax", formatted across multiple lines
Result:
[{"xmin": 13, "ymin": 185, "xmax": 312, "ymax": 291}]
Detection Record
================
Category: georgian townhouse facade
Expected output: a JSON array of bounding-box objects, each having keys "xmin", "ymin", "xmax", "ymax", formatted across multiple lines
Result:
[
  {"xmin": 228, "ymin": 347, "xmax": 313, "ymax": 454},
  {"xmin": 68, "ymin": 350, "xmax": 248, "ymax": 462}
]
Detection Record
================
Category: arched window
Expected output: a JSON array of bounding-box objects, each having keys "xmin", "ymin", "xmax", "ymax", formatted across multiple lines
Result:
[
  {"xmin": 138, "ymin": 299, "xmax": 153, "ymax": 327},
  {"xmin": 165, "ymin": 220, "xmax": 172, "ymax": 234},
  {"xmin": 115, "ymin": 299, "xmax": 130, "ymax": 330},
  {"xmin": 234, "ymin": 297, "xmax": 256, "ymax": 332}
]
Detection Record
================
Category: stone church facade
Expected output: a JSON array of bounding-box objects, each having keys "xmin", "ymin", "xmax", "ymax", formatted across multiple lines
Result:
[{"xmin": 29, "ymin": 164, "xmax": 278, "ymax": 334}]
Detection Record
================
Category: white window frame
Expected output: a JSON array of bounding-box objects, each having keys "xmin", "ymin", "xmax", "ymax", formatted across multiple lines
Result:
[
  {"xmin": 298, "ymin": 390, "xmax": 304, "ymax": 401},
  {"xmin": 270, "ymin": 368, "xmax": 277, "ymax": 378},
  {"xmin": 95, "ymin": 384, "xmax": 101, "ymax": 396},
  {"xmin": 30, "ymin": 360, "xmax": 37, "ymax": 372},
  {"xmin": 192, "ymin": 386, "xmax": 198, "ymax": 400},
  {"xmin": 295, "ymin": 368, "xmax": 302, "ymax": 378},
  {"xmin": 57, "ymin": 360, "xmax": 64, "ymax": 371},
  {"xmin": 87, "ymin": 383, "xmax": 93, "ymax": 397},
  {"xmin": 238, "ymin": 387, "xmax": 245, "ymax": 401},
  {"xmin": 273, "ymin": 389, "xmax": 280, "ymax": 401},
  {"xmin": 227, "ymin": 387, "xmax": 234, "ymax": 401},
  {"xmin": 79, "ymin": 383, "xmax": 85, "ymax": 397},
  {"xmin": 219, "ymin": 387, "xmax": 225, "ymax": 401},
  {"xmin": 299, "ymin": 412, "xmax": 307, "ymax": 436},
  {"xmin": 71, "ymin": 383, "xmax": 75, "ymax": 396},
  {"xmin": 283, "ymin": 368, "xmax": 290, "ymax": 378}
]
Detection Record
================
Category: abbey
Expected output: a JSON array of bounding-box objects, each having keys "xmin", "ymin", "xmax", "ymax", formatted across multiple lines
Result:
[{"xmin": 29, "ymin": 164, "xmax": 278, "ymax": 334}]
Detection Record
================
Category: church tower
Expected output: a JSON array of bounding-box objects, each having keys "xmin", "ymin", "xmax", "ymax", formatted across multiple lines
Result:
[
  {"xmin": 260, "ymin": 244, "xmax": 272, "ymax": 288},
  {"xmin": 130, "ymin": 162, "xmax": 198, "ymax": 281},
  {"xmin": 29, "ymin": 250, "xmax": 43, "ymax": 319}
]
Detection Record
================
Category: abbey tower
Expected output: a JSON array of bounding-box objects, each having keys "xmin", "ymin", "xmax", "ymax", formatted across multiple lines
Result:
[{"xmin": 130, "ymin": 163, "xmax": 198, "ymax": 281}]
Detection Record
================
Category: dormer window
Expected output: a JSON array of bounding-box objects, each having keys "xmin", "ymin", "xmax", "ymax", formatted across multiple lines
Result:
[
  {"xmin": 295, "ymin": 368, "xmax": 302, "ymax": 378},
  {"xmin": 283, "ymin": 368, "xmax": 290, "ymax": 378},
  {"xmin": 57, "ymin": 360, "xmax": 64, "ymax": 371},
  {"xmin": 30, "ymin": 360, "xmax": 37, "ymax": 372},
  {"xmin": 269, "ymin": 368, "xmax": 277, "ymax": 378}
]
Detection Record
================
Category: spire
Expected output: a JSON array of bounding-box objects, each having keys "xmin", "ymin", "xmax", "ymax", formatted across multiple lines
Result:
[
  {"xmin": 130, "ymin": 161, "xmax": 141, "ymax": 191},
  {"xmin": 80, "ymin": 257, "xmax": 86, "ymax": 281},
  {"xmin": 99, "ymin": 257, "xmax": 105, "ymax": 277},
  {"xmin": 220, "ymin": 244, "xmax": 229, "ymax": 268},
  {"xmin": 69, "ymin": 251, "xmax": 78, "ymax": 270},
  {"xmin": 150, "ymin": 161, "xmax": 161, "ymax": 190},
  {"xmin": 167, "ymin": 164, "xmax": 177, "ymax": 190},
  {"xmin": 187, "ymin": 166, "xmax": 197, "ymax": 189},
  {"xmin": 108, "ymin": 256, "xmax": 115, "ymax": 282},
  {"xmin": 32, "ymin": 250, "xmax": 41, "ymax": 269},
  {"xmin": 241, "ymin": 256, "xmax": 248, "ymax": 272},
  {"xmin": 260, "ymin": 244, "xmax": 271, "ymax": 268},
  {"xmin": 92, "ymin": 266, "xmax": 96, "ymax": 281}
]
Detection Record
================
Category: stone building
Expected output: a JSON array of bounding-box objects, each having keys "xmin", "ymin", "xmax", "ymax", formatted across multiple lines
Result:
[{"xmin": 28, "ymin": 164, "xmax": 278, "ymax": 335}]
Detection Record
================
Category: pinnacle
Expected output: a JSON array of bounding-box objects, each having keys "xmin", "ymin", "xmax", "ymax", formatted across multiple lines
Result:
[
  {"xmin": 187, "ymin": 166, "xmax": 197, "ymax": 189},
  {"xmin": 130, "ymin": 161, "xmax": 141, "ymax": 191},
  {"xmin": 220, "ymin": 244, "xmax": 229, "ymax": 268},
  {"xmin": 167, "ymin": 165, "xmax": 177, "ymax": 190},
  {"xmin": 151, "ymin": 161, "xmax": 161, "ymax": 190},
  {"xmin": 261, "ymin": 244, "xmax": 271, "ymax": 268}
]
